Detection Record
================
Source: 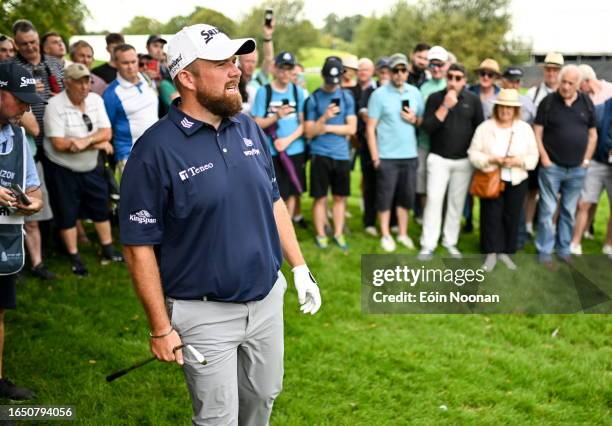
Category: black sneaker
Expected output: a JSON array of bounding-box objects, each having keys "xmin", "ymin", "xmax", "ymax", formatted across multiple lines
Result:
[
  {"xmin": 70, "ymin": 255, "xmax": 88, "ymax": 276},
  {"xmin": 101, "ymin": 245, "xmax": 124, "ymax": 266},
  {"xmin": 0, "ymin": 378, "xmax": 35, "ymax": 400},
  {"xmin": 30, "ymin": 263, "xmax": 56, "ymax": 280},
  {"xmin": 293, "ymin": 217, "xmax": 308, "ymax": 229}
]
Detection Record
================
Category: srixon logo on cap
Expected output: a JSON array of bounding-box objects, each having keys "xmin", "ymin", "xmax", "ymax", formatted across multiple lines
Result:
[
  {"xmin": 20, "ymin": 77, "xmax": 36, "ymax": 88},
  {"xmin": 201, "ymin": 27, "xmax": 220, "ymax": 44}
]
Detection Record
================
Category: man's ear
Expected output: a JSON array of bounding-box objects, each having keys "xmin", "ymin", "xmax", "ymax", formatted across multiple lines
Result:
[{"xmin": 177, "ymin": 70, "xmax": 197, "ymax": 91}]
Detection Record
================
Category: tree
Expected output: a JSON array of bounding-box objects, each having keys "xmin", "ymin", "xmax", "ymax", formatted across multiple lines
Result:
[
  {"xmin": 322, "ymin": 13, "xmax": 363, "ymax": 43},
  {"xmin": 121, "ymin": 16, "xmax": 165, "ymax": 35},
  {"xmin": 186, "ymin": 7, "xmax": 236, "ymax": 36},
  {"xmin": 236, "ymin": 0, "xmax": 320, "ymax": 60},
  {"xmin": 353, "ymin": 0, "xmax": 529, "ymax": 73},
  {"xmin": 0, "ymin": 0, "xmax": 89, "ymax": 39}
]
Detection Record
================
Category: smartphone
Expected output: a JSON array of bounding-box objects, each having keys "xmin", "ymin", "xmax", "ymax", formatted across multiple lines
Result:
[
  {"xmin": 10, "ymin": 183, "xmax": 31, "ymax": 206},
  {"xmin": 402, "ymin": 99, "xmax": 410, "ymax": 110},
  {"xmin": 282, "ymin": 98, "xmax": 290, "ymax": 106},
  {"xmin": 264, "ymin": 8, "xmax": 274, "ymax": 27},
  {"xmin": 331, "ymin": 98, "xmax": 340, "ymax": 107}
]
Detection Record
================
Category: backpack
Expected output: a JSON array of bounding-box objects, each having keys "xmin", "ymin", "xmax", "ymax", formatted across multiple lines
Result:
[{"xmin": 264, "ymin": 82, "xmax": 299, "ymax": 117}]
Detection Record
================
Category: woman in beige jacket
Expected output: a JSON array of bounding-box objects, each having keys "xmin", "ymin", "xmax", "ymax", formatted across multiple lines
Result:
[{"xmin": 468, "ymin": 89, "xmax": 539, "ymax": 271}]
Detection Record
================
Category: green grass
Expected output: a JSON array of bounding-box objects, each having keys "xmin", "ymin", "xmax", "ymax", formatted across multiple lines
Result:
[{"xmin": 3, "ymin": 164, "xmax": 611, "ymax": 424}]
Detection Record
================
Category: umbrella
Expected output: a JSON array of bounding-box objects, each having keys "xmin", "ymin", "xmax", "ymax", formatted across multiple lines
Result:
[{"xmin": 264, "ymin": 124, "xmax": 303, "ymax": 193}]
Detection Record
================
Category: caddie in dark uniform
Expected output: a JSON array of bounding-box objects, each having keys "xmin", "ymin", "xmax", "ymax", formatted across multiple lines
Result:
[
  {"xmin": 120, "ymin": 24, "xmax": 322, "ymax": 425},
  {"xmin": 0, "ymin": 62, "xmax": 45, "ymax": 399}
]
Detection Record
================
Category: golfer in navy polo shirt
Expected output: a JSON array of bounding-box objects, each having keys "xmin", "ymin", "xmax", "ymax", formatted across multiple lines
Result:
[{"xmin": 119, "ymin": 24, "xmax": 321, "ymax": 425}]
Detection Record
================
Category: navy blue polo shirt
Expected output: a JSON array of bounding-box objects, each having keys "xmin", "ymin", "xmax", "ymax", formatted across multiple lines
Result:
[{"xmin": 119, "ymin": 101, "xmax": 282, "ymax": 302}]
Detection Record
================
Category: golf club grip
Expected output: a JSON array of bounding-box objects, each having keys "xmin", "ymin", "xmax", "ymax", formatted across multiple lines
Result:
[{"xmin": 106, "ymin": 356, "xmax": 156, "ymax": 382}]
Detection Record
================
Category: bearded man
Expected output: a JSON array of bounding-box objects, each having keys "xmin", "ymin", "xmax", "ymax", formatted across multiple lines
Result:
[{"xmin": 119, "ymin": 24, "xmax": 322, "ymax": 425}]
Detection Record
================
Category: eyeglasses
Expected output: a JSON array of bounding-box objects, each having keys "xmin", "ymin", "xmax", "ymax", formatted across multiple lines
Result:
[
  {"xmin": 447, "ymin": 74, "xmax": 464, "ymax": 82},
  {"xmin": 392, "ymin": 67, "xmax": 408, "ymax": 74},
  {"xmin": 82, "ymin": 113, "xmax": 93, "ymax": 132},
  {"xmin": 478, "ymin": 70, "xmax": 496, "ymax": 79},
  {"xmin": 428, "ymin": 62, "xmax": 443, "ymax": 69}
]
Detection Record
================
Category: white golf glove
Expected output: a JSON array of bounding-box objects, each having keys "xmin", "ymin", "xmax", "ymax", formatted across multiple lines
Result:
[{"xmin": 292, "ymin": 264, "xmax": 321, "ymax": 315}]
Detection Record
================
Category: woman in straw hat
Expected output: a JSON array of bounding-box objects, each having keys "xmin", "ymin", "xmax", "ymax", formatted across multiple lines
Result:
[{"xmin": 468, "ymin": 89, "xmax": 539, "ymax": 271}]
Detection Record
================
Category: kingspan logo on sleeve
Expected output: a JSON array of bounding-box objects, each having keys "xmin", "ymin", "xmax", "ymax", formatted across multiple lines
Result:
[{"xmin": 129, "ymin": 209, "xmax": 157, "ymax": 224}]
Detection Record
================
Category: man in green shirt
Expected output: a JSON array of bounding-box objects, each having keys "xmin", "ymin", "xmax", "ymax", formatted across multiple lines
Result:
[{"xmin": 416, "ymin": 46, "xmax": 449, "ymax": 219}]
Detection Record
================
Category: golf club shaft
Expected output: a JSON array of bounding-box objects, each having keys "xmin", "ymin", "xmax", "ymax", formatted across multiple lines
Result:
[{"xmin": 106, "ymin": 356, "xmax": 156, "ymax": 382}]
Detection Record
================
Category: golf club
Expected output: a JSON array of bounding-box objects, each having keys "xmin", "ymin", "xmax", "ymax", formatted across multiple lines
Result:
[{"xmin": 106, "ymin": 345, "xmax": 207, "ymax": 382}]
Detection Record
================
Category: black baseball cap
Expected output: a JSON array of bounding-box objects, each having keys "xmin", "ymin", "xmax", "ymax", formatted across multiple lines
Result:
[
  {"xmin": 322, "ymin": 56, "xmax": 343, "ymax": 85},
  {"xmin": 0, "ymin": 62, "xmax": 46, "ymax": 105},
  {"xmin": 503, "ymin": 66, "xmax": 523, "ymax": 81},
  {"xmin": 147, "ymin": 35, "xmax": 167, "ymax": 46},
  {"xmin": 376, "ymin": 57, "xmax": 391, "ymax": 70},
  {"xmin": 275, "ymin": 51, "xmax": 296, "ymax": 67}
]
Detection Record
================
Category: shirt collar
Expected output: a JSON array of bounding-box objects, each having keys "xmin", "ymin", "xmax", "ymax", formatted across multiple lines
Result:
[
  {"xmin": 0, "ymin": 124, "xmax": 14, "ymax": 143},
  {"xmin": 117, "ymin": 72, "xmax": 146, "ymax": 89},
  {"xmin": 168, "ymin": 98, "xmax": 240, "ymax": 137}
]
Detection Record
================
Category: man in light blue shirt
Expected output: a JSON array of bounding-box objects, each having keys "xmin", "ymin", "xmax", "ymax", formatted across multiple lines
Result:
[
  {"xmin": 367, "ymin": 53, "xmax": 424, "ymax": 252},
  {"xmin": 253, "ymin": 51, "xmax": 306, "ymax": 218}
]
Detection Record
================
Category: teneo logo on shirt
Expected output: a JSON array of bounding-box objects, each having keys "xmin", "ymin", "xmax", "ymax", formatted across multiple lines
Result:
[
  {"xmin": 20, "ymin": 77, "xmax": 36, "ymax": 88},
  {"xmin": 129, "ymin": 209, "xmax": 157, "ymax": 224},
  {"xmin": 178, "ymin": 163, "xmax": 214, "ymax": 181}
]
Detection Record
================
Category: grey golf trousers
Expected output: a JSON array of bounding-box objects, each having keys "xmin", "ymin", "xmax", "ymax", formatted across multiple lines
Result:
[{"xmin": 167, "ymin": 272, "xmax": 287, "ymax": 426}]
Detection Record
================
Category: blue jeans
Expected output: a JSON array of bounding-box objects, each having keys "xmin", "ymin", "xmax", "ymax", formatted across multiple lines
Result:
[{"xmin": 535, "ymin": 164, "xmax": 587, "ymax": 259}]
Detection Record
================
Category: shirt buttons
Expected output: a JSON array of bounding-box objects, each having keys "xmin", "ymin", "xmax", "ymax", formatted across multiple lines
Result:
[{"xmin": 222, "ymin": 148, "xmax": 228, "ymax": 153}]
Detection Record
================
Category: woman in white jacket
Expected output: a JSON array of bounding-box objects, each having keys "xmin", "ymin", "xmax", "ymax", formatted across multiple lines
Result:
[{"xmin": 468, "ymin": 89, "xmax": 539, "ymax": 271}]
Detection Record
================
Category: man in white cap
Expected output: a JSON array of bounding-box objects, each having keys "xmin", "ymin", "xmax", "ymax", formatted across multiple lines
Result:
[
  {"xmin": 120, "ymin": 24, "xmax": 321, "ymax": 425},
  {"xmin": 416, "ymin": 46, "xmax": 449, "ymax": 221}
]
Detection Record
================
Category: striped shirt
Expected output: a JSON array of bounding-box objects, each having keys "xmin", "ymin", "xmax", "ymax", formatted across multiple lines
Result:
[
  {"xmin": 10, "ymin": 54, "xmax": 64, "ymax": 148},
  {"xmin": 102, "ymin": 73, "xmax": 159, "ymax": 161}
]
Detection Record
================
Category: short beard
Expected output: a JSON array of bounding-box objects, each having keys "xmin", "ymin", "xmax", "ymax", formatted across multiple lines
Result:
[{"xmin": 195, "ymin": 85, "xmax": 242, "ymax": 118}]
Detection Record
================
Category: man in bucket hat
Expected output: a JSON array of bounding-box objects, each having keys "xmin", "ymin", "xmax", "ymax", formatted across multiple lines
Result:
[{"xmin": 120, "ymin": 24, "xmax": 321, "ymax": 424}]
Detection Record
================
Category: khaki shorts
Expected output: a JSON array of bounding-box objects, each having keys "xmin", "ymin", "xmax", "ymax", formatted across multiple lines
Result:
[{"xmin": 580, "ymin": 160, "xmax": 612, "ymax": 204}]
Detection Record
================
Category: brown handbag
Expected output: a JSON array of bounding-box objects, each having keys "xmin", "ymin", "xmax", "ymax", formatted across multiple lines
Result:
[{"xmin": 470, "ymin": 131, "xmax": 514, "ymax": 199}]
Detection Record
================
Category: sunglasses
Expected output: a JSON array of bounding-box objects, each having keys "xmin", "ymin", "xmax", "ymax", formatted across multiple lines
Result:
[
  {"xmin": 447, "ymin": 74, "xmax": 464, "ymax": 82},
  {"xmin": 478, "ymin": 70, "xmax": 496, "ymax": 78},
  {"xmin": 392, "ymin": 67, "xmax": 408, "ymax": 74},
  {"xmin": 0, "ymin": 35, "xmax": 7, "ymax": 42},
  {"xmin": 428, "ymin": 62, "xmax": 443, "ymax": 69},
  {"xmin": 82, "ymin": 113, "xmax": 93, "ymax": 132}
]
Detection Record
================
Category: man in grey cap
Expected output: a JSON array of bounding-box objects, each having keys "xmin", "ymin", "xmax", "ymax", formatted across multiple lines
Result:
[{"xmin": 0, "ymin": 62, "xmax": 44, "ymax": 400}]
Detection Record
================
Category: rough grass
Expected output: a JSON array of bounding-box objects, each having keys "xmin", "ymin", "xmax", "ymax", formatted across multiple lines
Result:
[{"xmin": 3, "ymin": 165, "xmax": 610, "ymax": 425}]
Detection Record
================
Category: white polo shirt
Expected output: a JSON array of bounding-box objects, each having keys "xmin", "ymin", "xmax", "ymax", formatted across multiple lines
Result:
[{"xmin": 43, "ymin": 90, "xmax": 111, "ymax": 172}]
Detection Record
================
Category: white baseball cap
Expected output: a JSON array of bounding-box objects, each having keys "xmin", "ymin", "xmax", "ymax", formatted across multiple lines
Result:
[
  {"xmin": 428, "ymin": 46, "xmax": 448, "ymax": 62},
  {"xmin": 167, "ymin": 24, "xmax": 256, "ymax": 79}
]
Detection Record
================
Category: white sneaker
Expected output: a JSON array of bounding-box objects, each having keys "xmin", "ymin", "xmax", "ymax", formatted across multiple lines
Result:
[
  {"xmin": 396, "ymin": 235, "xmax": 415, "ymax": 250},
  {"xmin": 417, "ymin": 249, "xmax": 434, "ymax": 261},
  {"xmin": 498, "ymin": 254, "xmax": 517, "ymax": 270},
  {"xmin": 570, "ymin": 243, "xmax": 582, "ymax": 256},
  {"xmin": 482, "ymin": 253, "xmax": 497, "ymax": 272},
  {"xmin": 526, "ymin": 222, "xmax": 534, "ymax": 236},
  {"xmin": 390, "ymin": 226, "xmax": 399, "ymax": 234},
  {"xmin": 603, "ymin": 244, "xmax": 612, "ymax": 256},
  {"xmin": 364, "ymin": 226, "xmax": 379, "ymax": 237},
  {"xmin": 444, "ymin": 245, "xmax": 462, "ymax": 259},
  {"xmin": 583, "ymin": 231, "xmax": 594, "ymax": 240},
  {"xmin": 381, "ymin": 235, "xmax": 396, "ymax": 252}
]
